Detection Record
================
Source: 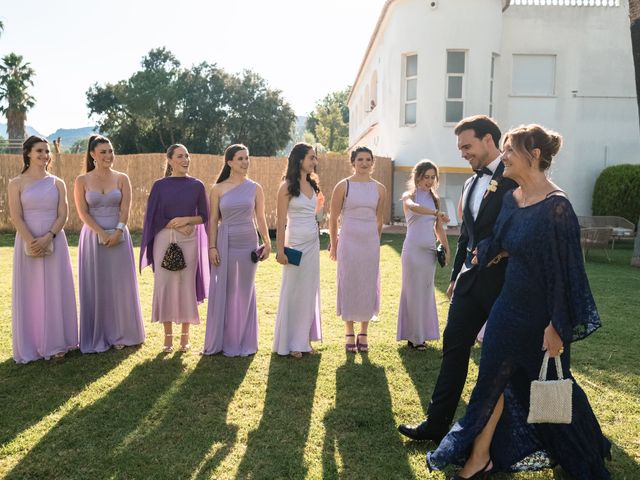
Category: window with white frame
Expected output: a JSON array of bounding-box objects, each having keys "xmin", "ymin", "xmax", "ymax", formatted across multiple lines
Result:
[
  {"xmin": 402, "ymin": 54, "xmax": 418, "ymax": 125},
  {"xmin": 512, "ymin": 54, "xmax": 556, "ymax": 96},
  {"xmin": 445, "ymin": 50, "xmax": 465, "ymax": 123}
]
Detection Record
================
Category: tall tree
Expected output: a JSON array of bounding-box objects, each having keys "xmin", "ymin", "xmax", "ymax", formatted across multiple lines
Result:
[
  {"xmin": 0, "ymin": 20, "xmax": 4, "ymax": 38},
  {"xmin": 306, "ymin": 87, "xmax": 351, "ymax": 152},
  {"xmin": 87, "ymin": 48, "xmax": 294, "ymax": 155},
  {"xmin": 0, "ymin": 53, "xmax": 36, "ymax": 149},
  {"xmin": 225, "ymin": 70, "xmax": 296, "ymax": 156}
]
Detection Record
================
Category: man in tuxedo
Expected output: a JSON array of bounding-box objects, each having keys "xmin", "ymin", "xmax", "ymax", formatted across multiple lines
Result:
[{"xmin": 398, "ymin": 115, "xmax": 517, "ymax": 443}]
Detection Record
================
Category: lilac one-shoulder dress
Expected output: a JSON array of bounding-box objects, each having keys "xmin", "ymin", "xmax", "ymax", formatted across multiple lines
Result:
[
  {"xmin": 12, "ymin": 176, "xmax": 78, "ymax": 363},
  {"xmin": 78, "ymin": 189, "xmax": 145, "ymax": 353},
  {"xmin": 336, "ymin": 181, "xmax": 380, "ymax": 322},
  {"xmin": 203, "ymin": 180, "xmax": 259, "ymax": 357},
  {"xmin": 396, "ymin": 190, "xmax": 440, "ymax": 343},
  {"xmin": 272, "ymin": 192, "xmax": 322, "ymax": 355}
]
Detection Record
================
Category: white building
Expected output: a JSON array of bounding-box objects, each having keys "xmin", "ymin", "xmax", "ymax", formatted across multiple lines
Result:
[{"xmin": 348, "ymin": 0, "xmax": 640, "ymax": 220}]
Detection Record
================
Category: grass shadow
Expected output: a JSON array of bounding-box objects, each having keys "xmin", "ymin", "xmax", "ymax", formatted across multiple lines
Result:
[
  {"xmin": 5, "ymin": 354, "xmax": 184, "ymax": 479},
  {"xmin": 113, "ymin": 354, "xmax": 254, "ymax": 478},
  {"xmin": 322, "ymin": 354, "xmax": 415, "ymax": 479},
  {"xmin": 0, "ymin": 346, "xmax": 136, "ymax": 448},
  {"xmin": 235, "ymin": 352, "xmax": 321, "ymax": 479}
]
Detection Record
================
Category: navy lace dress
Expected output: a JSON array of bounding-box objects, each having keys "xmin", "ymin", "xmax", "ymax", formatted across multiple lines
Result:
[{"xmin": 427, "ymin": 192, "xmax": 611, "ymax": 479}]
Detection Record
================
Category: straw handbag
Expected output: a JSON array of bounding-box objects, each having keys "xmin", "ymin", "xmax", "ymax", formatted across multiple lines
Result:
[{"xmin": 527, "ymin": 352, "xmax": 573, "ymax": 424}]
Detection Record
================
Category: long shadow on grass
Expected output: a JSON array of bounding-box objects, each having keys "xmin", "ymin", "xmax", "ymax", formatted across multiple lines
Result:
[
  {"xmin": 322, "ymin": 354, "xmax": 415, "ymax": 479},
  {"xmin": 5, "ymin": 354, "xmax": 183, "ymax": 479},
  {"xmin": 0, "ymin": 346, "xmax": 135, "ymax": 448},
  {"xmin": 235, "ymin": 353, "xmax": 321, "ymax": 480},
  {"xmin": 114, "ymin": 354, "xmax": 253, "ymax": 478}
]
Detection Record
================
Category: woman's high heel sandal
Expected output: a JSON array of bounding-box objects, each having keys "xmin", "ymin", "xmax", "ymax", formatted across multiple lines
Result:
[
  {"xmin": 345, "ymin": 334, "xmax": 357, "ymax": 353},
  {"xmin": 163, "ymin": 334, "xmax": 173, "ymax": 353},
  {"xmin": 450, "ymin": 459, "xmax": 493, "ymax": 480},
  {"xmin": 179, "ymin": 333, "xmax": 191, "ymax": 352},
  {"xmin": 356, "ymin": 333, "xmax": 368, "ymax": 353}
]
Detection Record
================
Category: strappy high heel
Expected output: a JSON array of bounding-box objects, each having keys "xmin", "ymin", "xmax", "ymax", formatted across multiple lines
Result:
[
  {"xmin": 345, "ymin": 334, "xmax": 357, "ymax": 353},
  {"xmin": 356, "ymin": 333, "xmax": 369, "ymax": 353},
  {"xmin": 179, "ymin": 332, "xmax": 191, "ymax": 352},
  {"xmin": 163, "ymin": 334, "xmax": 173, "ymax": 353},
  {"xmin": 450, "ymin": 459, "xmax": 493, "ymax": 480}
]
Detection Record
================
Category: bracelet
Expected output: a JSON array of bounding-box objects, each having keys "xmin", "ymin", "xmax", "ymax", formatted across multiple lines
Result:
[
  {"xmin": 209, "ymin": 246, "xmax": 217, "ymax": 250},
  {"xmin": 115, "ymin": 222, "xmax": 126, "ymax": 231},
  {"xmin": 48, "ymin": 230, "xmax": 56, "ymax": 238}
]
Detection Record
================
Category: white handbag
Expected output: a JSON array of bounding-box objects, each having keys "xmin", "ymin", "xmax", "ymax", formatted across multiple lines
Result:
[{"xmin": 527, "ymin": 351, "xmax": 573, "ymax": 424}]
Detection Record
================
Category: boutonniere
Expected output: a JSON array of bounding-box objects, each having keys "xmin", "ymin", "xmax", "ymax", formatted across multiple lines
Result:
[{"xmin": 487, "ymin": 179, "xmax": 498, "ymax": 192}]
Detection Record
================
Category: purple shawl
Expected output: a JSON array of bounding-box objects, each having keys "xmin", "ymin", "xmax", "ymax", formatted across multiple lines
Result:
[{"xmin": 140, "ymin": 176, "xmax": 210, "ymax": 302}]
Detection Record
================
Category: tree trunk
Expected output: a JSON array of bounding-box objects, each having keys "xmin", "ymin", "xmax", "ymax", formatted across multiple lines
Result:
[
  {"xmin": 6, "ymin": 110, "xmax": 26, "ymax": 153},
  {"xmin": 631, "ymin": 217, "xmax": 640, "ymax": 267}
]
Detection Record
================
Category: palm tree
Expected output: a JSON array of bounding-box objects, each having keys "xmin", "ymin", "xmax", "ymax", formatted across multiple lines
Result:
[
  {"xmin": 630, "ymin": 0, "xmax": 640, "ymax": 266},
  {"xmin": 0, "ymin": 20, "xmax": 4, "ymax": 37},
  {"xmin": 0, "ymin": 53, "xmax": 36, "ymax": 150}
]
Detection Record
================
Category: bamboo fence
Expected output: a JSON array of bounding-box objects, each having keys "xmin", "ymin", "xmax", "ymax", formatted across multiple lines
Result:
[{"xmin": 0, "ymin": 153, "xmax": 392, "ymax": 232}]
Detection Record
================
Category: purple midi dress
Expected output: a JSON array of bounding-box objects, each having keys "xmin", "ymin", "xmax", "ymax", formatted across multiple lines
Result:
[
  {"xmin": 336, "ymin": 181, "xmax": 380, "ymax": 322},
  {"xmin": 12, "ymin": 176, "xmax": 78, "ymax": 363},
  {"xmin": 396, "ymin": 189, "xmax": 440, "ymax": 343},
  {"xmin": 272, "ymin": 191, "xmax": 322, "ymax": 355},
  {"xmin": 203, "ymin": 180, "xmax": 260, "ymax": 356},
  {"xmin": 78, "ymin": 189, "xmax": 145, "ymax": 353}
]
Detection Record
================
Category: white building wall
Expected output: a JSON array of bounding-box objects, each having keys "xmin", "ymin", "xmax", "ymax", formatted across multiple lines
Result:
[{"xmin": 349, "ymin": 0, "xmax": 640, "ymax": 218}]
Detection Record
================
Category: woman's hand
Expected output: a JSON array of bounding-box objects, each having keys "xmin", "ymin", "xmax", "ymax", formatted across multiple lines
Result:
[
  {"xmin": 209, "ymin": 247, "xmax": 220, "ymax": 266},
  {"xmin": 543, "ymin": 323, "xmax": 564, "ymax": 357},
  {"xmin": 260, "ymin": 242, "xmax": 271, "ymax": 261},
  {"xmin": 437, "ymin": 211, "xmax": 450, "ymax": 224},
  {"xmin": 329, "ymin": 243, "xmax": 337, "ymax": 261},
  {"xmin": 104, "ymin": 229, "xmax": 123, "ymax": 248},
  {"xmin": 175, "ymin": 224, "xmax": 195, "ymax": 236},
  {"xmin": 167, "ymin": 217, "xmax": 191, "ymax": 229},
  {"xmin": 276, "ymin": 250, "xmax": 288, "ymax": 265},
  {"xmin": 31, "ymin": 234, "xmax": 52, "ymax": 256}
]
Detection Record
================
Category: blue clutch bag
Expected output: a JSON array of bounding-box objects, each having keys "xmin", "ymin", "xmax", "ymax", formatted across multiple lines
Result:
[{"xmin": 284, "ymin": 247, "xmax": 302, "ymax": 266}]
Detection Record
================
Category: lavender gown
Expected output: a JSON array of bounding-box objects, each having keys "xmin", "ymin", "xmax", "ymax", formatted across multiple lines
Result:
[
  {"xmin": 203, "ymin": 180, "xmax": 259, "ymax": 357},
  {"xmin": 78, "ymin": 189, "xmax": 145, "ymax": 353},
  {"xmin": 336, "ymin": 181, "xmax": 380, "ymax": 322},
  {"xmin": 397, "ymin": 190, "xmax": 439, "ymax": 343},
  {"xmin": 272, "ymin": 192, "xmax": 322, "ymax": 355},
  {"xmin": 12, "ymin": 176, "xmax": 78, "ymax": 363}
]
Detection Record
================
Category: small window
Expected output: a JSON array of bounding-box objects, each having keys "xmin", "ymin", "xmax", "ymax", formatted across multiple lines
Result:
[
  {"xmin": 512, "ymin": 54, "xmax": 556, "ymax": 96},
  {"xmin": 489, "ymin": 53, "xmax": 498, "ymax": 117},
  {"xmin": 445, "ymin": 51, "xmax": 466, "ymax": 123},
  {"xmin": 402, "ymin": 54, "xmax": 418, "ymax": 125}
]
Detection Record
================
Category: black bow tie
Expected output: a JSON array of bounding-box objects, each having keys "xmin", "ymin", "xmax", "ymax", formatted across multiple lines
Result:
[{"xmin": 474, "ymin": 167, "xmax": 492, "ymax": 178}]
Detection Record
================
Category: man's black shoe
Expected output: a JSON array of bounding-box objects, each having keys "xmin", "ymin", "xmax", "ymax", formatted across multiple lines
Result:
[{"xmin": 397, "ymin": 421, "xmax": 446, "ymax": 443}]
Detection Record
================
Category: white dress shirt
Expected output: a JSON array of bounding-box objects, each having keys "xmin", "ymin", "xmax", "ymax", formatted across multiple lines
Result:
[{"xmin": 469, "ymin": 156, "xmax": 502, "ymax": 220}]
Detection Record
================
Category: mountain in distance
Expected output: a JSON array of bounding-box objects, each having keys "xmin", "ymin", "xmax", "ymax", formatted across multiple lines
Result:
[
  {"xmin": 0, "ymin": 123, "xmax": 44, "ymax": 139},
  {"xmin": 47, "ymin": 126, "xmax": 97, "ymax": 149}
]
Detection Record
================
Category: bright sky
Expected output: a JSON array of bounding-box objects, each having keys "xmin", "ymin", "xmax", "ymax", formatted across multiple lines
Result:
[{"xmin": 0, "ymin": 0, "xmax": 386, "ymax": 135}]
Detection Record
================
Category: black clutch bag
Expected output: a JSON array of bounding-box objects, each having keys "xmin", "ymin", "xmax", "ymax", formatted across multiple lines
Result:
[
  {"xmin": 251, "ymin": 244, "xmax": 266, "ymax": 263},
  {"xmin": 161, "ymin": 230, "xmax": 187, "ymax": 271},
  {"xmin": 436, "ymin": 244, "xmax": 446, "ymax": 268}
]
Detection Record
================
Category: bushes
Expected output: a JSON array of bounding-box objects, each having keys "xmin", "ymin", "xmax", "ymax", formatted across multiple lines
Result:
[{"xmin": 592, "ymin": 164, "xmax": 640, "ymax": 225}]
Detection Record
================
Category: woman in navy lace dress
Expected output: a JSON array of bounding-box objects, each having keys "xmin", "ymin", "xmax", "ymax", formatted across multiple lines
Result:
[{"xmin": 427, "ymin": 124, "xmax": 610, "ymax": 479}]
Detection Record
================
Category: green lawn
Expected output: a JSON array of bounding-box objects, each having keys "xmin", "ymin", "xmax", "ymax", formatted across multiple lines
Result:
[{"xmin": 0, "ymin": 233, "xmax": 638, "ymax": 479}]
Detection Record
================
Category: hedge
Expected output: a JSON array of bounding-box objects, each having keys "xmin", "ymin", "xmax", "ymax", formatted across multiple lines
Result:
[{"xmin": 592, "ymin": 164, "xmax": 640, "ymax": 226}]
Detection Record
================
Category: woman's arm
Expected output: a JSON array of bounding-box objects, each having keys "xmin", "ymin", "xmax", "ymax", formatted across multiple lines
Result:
[
  {"xmin": 403, "ymin": 192, "xmax": 439, "ymax": 216},
  {"xmin": 74, "ymin": 175, "xmax": 110, "ymax": 244},
  {"xmin": 328, "ymin": 180, "xmax": 346, "ymax": 261},
  {"xmin": 254, "ymin": 184, "xmax": 271, "ymax": 260},
  {"xmin": 8, "ymin": 178, "xmax": 36, "ymax": 247},
  {"xmin": 208, "ymin": 185, "xmax": 221, "ymax": 266},
  {"xmin": 275, "ymin": 182, "xmax": 289, "ymax": 265},
  {"xmin": 376, "ymin": 182, "xmax": 387, "ymax": 237},
  {"xmin": 434, "ymin": 216, "xmax": 450, "ymax": 265}
]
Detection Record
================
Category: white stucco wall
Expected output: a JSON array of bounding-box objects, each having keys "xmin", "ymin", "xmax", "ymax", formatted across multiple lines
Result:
[{"xmin": 349, "ymin": 0, "xmax": 640, "ymax": 218}]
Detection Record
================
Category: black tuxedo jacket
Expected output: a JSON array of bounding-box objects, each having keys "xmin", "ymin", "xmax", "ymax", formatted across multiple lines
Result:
[{"xmin": 450, "ymin": 162, "xmax": 518, "ymax": 296}]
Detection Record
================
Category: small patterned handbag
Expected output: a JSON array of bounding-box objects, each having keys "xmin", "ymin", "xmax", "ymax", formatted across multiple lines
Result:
[
  {"xmin": 161, "ymin": 229, "xmax": 187, "ymax": 271},
  {"xmin": 527, "ymin": 352, "xmax": 573, "ymax": 424}
]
